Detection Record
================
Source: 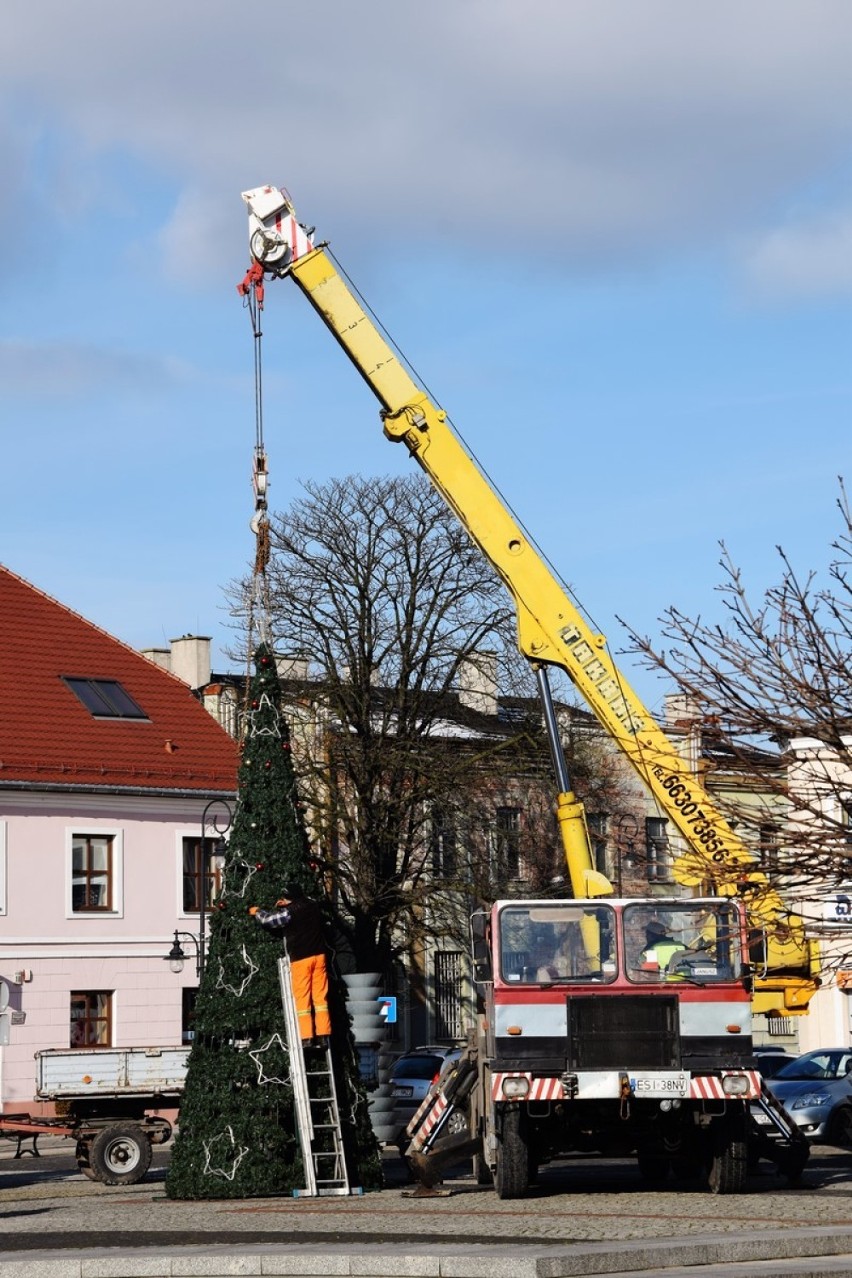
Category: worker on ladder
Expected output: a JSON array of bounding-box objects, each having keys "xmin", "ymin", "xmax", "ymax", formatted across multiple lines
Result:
[{"xmin": 250, "ymin": 885, "xmax": 332, "ymax": 1044}]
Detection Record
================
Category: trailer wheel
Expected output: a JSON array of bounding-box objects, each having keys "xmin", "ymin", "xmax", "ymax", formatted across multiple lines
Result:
[
  {"xmin": 495, "ymin": 1106, "xmax": 529, "ymax": 1200},
  {"xmin": 89, "ymin": 1123, "xmax": 152, "ymax": 1186},
  {"xmin": 75, "ymin": 1140, "xmax": 97, "ymax": 1181}
]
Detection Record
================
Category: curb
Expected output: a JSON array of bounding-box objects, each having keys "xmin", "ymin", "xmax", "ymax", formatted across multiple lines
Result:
[{"xmin": 3, "ymin": 1227, "xmax": 852, "ymax": 1278}]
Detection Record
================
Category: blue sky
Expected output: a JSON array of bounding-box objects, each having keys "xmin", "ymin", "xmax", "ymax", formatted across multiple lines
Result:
[{"xmin": 2, "ymin": 0, "xmax": 850, "ymax": 719}]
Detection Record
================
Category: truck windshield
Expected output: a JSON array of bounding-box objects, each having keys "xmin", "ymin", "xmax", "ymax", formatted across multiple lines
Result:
[
  {"xmin": 623, "ymin": 902, "xmax": 744, "ymax": 984},
  {"xmin": 499, "ymin": 903, "xmax": 617, "ymax": 984}
]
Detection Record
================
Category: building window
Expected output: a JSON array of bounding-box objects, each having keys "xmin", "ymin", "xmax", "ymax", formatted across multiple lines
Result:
[
  {"xmin": 182, "ymin": 988, "xmax": 198, "ymax": 1044},
  {"xmin": 759, "ymin": 822, "xmax": 781, "ymax": 874},
  {"xmin": 587, "ymin": 813, "xmax": 609, "ymax": 878},
  {"xmin": 842, "ymin": 802, "xmax": 852, "ymax": 848},
  {"xmin": 62, "ymin": 677, "xmax": 148, "ymax": 720},
  {"xmin": 433, "ymin": 950, "xmax": 464, "ymax": 1040},
  {"xmin": 66, "ymin": 828, "xmax": 122, "ymax": 918},
  {"xmin": 72, "ymin": 835, "xmax": 113, "ymax": 911},
  {"xmin": 494, "ymin": 807, "xmax": 522, "ymax": 881},
  {"xmin": 70, "ymin": 991, "xmax": 112, "ymax": 1048},
  {"xmin": 645, "ymin": 817, "xmax": 671, "ymax": 883},
  {"xmin": 430, "ymin": 807, "xmax": 458, "ymax": 878},
  {"xmin": 181, "ymin": 838, "xmax": 224, "ymax": 913}
]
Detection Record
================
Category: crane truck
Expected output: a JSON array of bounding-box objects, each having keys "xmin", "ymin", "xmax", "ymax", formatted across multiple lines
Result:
[{"xmin": 238, "ymin": 185, "xmax": 815, "ymax": 1195}]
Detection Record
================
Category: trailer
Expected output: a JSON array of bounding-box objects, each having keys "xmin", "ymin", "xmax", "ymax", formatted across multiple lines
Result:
[{"xmin": 0, "ymin": 1046, "xmax": 188, "ymax": 1184}]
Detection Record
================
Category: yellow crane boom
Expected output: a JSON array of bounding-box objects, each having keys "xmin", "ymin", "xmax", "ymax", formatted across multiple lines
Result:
[{"xmin": 240, "ymin": 185, "xmax": 819, "ymax": 1015}]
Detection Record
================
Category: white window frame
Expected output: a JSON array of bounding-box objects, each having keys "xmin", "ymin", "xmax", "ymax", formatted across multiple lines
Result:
[{"xmin": 65, "ymin": 826, "xmax": 124, "ymax": 919}]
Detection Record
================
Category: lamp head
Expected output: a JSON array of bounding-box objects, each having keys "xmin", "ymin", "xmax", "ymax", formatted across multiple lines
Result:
[{"xmin": 165, "ymin": 931, "xmax": 186, "ymax": 974}]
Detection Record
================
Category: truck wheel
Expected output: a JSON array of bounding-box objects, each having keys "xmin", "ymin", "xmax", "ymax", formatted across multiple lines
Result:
[
  {"xmin": 89, "ymin": 1123, "xmax": 152, "ymax": 1186},
  {"xmin": 495, "ymin": 1106, "xmax": 529, "ymax": 1200},
  {"xmin": 706, "ymin": 1129, "xmax": 748, "ymax": 1195},
  {"xmin": 472, "ymin": 1150, "xmax": 492, "ymax": 1185}
]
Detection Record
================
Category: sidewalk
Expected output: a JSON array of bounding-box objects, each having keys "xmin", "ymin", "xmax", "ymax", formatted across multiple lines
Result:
[{"xmin": 2, "ymin": 1144, "xmax": 852, "ymax": 1277}]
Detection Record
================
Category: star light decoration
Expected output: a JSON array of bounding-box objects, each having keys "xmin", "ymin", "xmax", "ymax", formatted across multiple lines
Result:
[
  {"xmin": 202, "ymin": 1125, "xmax": 249, "ymax": 1181},
  {"xmin": 248, "ymin": 1033, "xmax": 292, "ymax": 1086},
  {"xmin": 214, "ymin": 945, "xmax": 259, "ymax": 998},
  {"xmin": 220, "ymin": 857, "xmax": 260, "ymax": 901},
  {"xmin": 244, "ymin": 691, "xmax": 282, "ymax": 738}
]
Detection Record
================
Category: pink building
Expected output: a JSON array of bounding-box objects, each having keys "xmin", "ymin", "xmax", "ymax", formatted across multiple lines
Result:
[{"xmin": 0, "ymin": 567, "xmax": 238, "ymax": 1114}]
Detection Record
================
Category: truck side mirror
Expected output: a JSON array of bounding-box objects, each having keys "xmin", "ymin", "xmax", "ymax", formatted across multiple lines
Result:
[{"xmin": 470, "ymin": 911, "xmax": 492, "ymax": 983}]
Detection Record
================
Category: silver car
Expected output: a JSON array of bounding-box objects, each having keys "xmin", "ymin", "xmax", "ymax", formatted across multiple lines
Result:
[
  {"xmin": 762, "ymin": 1048, "xmax": 852, "ymax": 1145},
  {"xmin": 388, "ymin": 1045, "xmax": 461, "ymax": 1145}
]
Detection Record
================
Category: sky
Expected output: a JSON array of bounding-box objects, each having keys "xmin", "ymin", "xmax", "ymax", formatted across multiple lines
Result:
[{"xmin": 1, "ymin": 0, "xmax": 850, "ymax": 720}]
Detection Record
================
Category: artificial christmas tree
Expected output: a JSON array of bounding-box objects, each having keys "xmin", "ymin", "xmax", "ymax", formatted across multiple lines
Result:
[{"xmin": 166, "ymin": 644, "xmax": 382, "ymax": 1198}]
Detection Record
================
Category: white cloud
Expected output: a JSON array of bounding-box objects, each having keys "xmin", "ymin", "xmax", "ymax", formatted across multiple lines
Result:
[
  {"xmin": 744, "ymin": 210, "xmax": 852, "ymax": 300},
  {"xmin": 2, "ymin": 0, "xmax": 849, "ymax": 278}
]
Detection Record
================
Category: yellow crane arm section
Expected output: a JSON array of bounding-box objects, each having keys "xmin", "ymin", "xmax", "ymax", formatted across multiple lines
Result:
[{"xmin": 242, "ymin": 187, "xmax": 818, "ymax": 1013}]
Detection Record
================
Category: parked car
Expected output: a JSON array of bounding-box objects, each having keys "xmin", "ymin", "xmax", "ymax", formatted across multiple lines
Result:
[
  {"xmin": 754, "ymin": 1047, "xmax": 799, "ymax": 1078},
  {"xmin": 387, "ymin": 1045, "xmax": 462, "ymax": 1148},
  {"xmin": 760, "ymin": 1048, "xmax": 852, "ymax": 1145}
]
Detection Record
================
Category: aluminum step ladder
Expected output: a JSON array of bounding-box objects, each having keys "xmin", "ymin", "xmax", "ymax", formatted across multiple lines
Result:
[{"xmin": 277, "ymin": 955, "xmax": 359, "ymax": 1197}]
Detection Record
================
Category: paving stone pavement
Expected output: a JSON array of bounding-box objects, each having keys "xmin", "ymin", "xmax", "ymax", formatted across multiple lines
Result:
[{"xmin": 2, "ymin": 1140, "xmax": 852, "ymax": 1277}]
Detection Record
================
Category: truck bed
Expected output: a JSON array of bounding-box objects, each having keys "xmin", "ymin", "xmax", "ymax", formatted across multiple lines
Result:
[{"xmin": 36, "ymin": 1047, "xmax": 189, "ymax": 1099}]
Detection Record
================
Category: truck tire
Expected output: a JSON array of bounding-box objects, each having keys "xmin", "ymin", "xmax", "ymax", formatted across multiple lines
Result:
[
  {"xmin": 706, "ymin": 1125, "xmax": 748, "ymax": 1195},
  {"xmin": 472, "ymin": 1150, "xmax": 492, "ymax": 1185},
  {"xmin": 88, "ymin": 1122, "xmax": 152, "ymax": 1186},
  {"xmin": 495, "ymin": 1106, "xmax": 529, "ymax": 1200}
]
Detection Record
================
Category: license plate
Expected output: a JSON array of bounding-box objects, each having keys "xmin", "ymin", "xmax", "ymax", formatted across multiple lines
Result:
[
  {"xmin": 631, "ymin": 1072, "xmax": 689, "ymax": 1097},
  {"xmin": 391, "ymin": 1086, "xmax": 413, "ymax": 1098}
]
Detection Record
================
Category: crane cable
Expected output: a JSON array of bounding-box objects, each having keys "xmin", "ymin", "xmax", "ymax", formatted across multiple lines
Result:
[{"xmin": 237, "ymin": 262, "xmax": 272, "ymax": 653}]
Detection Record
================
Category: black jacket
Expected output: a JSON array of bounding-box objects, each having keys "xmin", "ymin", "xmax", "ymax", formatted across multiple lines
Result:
[{"xmin": 255, "ymin": 897, "xmax": 327, "ymax": 962}]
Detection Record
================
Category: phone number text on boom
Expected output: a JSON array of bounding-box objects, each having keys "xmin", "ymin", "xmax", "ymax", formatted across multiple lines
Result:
[{"xmin": 650, "ymin": 764, "xmax": 726, "ymax": 860}]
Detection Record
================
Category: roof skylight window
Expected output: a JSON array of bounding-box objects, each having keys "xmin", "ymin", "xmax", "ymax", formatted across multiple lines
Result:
[{"xmin": 63, "ymin": 677, "xmax": 148, "ymax": 720}]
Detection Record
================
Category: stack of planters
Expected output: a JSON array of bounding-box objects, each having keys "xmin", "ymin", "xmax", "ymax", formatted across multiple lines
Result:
[{"xmin": 343, "ymin": 974, "xmax": 396, "ymax": 1145}]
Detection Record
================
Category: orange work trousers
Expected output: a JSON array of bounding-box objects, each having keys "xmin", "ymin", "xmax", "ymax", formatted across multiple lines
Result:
[{"xmin": 290, "ymin": 953, "xmax": 331, "ymax": 1040}]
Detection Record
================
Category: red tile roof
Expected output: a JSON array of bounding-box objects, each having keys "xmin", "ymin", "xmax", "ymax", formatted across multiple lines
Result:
[{"xmin": 0, "ymin": 565, "xmax": 238, "ymax": 793}]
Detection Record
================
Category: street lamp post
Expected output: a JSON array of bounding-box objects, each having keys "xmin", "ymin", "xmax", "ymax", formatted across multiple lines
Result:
[
  {"xmin": 164, "ymin": 797, "xmax": 233, "ymax": 979},
  {"xmin": 197, "ymin": 798, "xmax": 233, "ymax": 978},
  {"xmin": 615, "ymin": 813, "xmax": 640, "ymax": 896}
]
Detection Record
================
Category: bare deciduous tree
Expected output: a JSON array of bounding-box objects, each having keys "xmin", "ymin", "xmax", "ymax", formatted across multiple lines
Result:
[
  {"xmin": 229, "ymin": 473, "xmax": 634, "ymax": 974},
  {"xmin": 624, "ymin": 480, "xmax": 852, "ymax": 909}
]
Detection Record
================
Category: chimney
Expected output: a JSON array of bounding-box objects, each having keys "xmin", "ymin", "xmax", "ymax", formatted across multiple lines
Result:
[
  {"xmin": 276, "ymin": 654, "xmax": 310, "ymax": 681},
  {"xmin": 664, "ymin": 692, "xmax": 702, "ymax": 771},
  {"xmin": 458, "ymin": 651, "xmax": 498, "ymax": 717},
  {"xmin": 140, "ymin": 647, "xmax": 172, "ymax": 673},
  {"xmin": 169, "ymin": 635, "xmax": 212, "ymax": 690},
  {"xmin": 664, "ymin": 693, "xmax": 700, "ymax": 727}
]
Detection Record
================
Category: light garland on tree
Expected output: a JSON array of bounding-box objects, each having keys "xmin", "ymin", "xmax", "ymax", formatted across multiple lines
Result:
[
  {"xmin": 214, "ymin": 945, "xmax": 259, "ymax": 998},
  {"xmin": 244, "ymin": 691, "xmax": 282, "ymax": 737},
  {"xmin": 221, "ymin": 857, "xmax": 260, "ymax": 900},
  {"xmin": 248, "ymin": 1033, "xmax": 292, "ymax": 1086},
  {"xmin": 202, "ymin": 1126, "xmax": 250, "ymax": 1182}
]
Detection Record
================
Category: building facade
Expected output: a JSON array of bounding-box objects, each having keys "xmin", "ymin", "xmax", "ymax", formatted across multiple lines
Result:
[{"xmin": 0, "ymin": 569, "xmax": 237, "ymax": 1113}]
